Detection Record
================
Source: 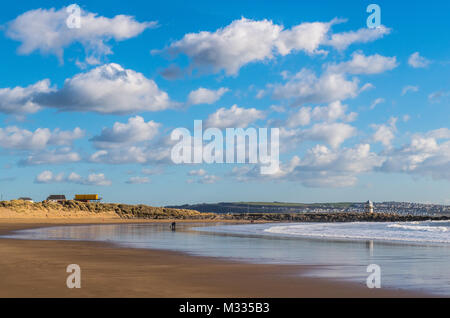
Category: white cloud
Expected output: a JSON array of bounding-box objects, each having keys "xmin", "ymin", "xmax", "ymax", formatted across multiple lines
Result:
[
  {"xmin": 231, "ymin": 143, "xmax": 384, "ymax": 187},
  {"xmin": 6, "ymin": 6, "xmax": 156, "ymax": 64},
  {"xmin": 187, "ymin": 87, "xmax": 229, "ymax": 105},
  {"xmin": 286, "ymin": 107, "xmax": 312, "ymax": 127},
  {"xmin": 34, "ymin": 63, "xmax": 175, "ymax": 114},
  {"xmin": 188, "ymin": 172, "xmax": 219, "ymax": 184},
  {"xmin": 35, "ymin": 170, "xmax": 112, "ymax": 186},
  {"xmin": 286, "ymin": 101, "xmax": 357, "ymax": 127},
  {"xmin": 0, "ymin": 80, "xmax": 53, "ymax": 114},
  {"xmin": 197, "ymin": 174, "xmax": 219, "ymax": 184},
  {"xmin": 35, "ymin": 170, "xmax": 64, "ymax": 183},
  {"xmin": 279, "ymin": 122, "xmax": 356, "ymax": 151},
  {"xmin": 255, "ymin": 90, "xmax": 266, "ymax": 99},
  {"xmin": 204, "ymin": 104, "xmax": 265, "ymax": 129},
  {"xmin": 327, "ymin": 51, "xmax": 398, "ymax": 74},
  {"xmin": 426, "ymin": 128, "xmax": 450, "ymax": 140},
  {"xmin": 89, "ymin": 144, "xmax": 172, "ymax": 165},
  {"xmin": 371, "ymin": 117, "xmax": 397, "ymax": 148},
  {"xmin": 0, "ymin": 126, "xmax": 84, "ymax": 150},
  {"xmin": 359, "ymin": 83, "xmax": 375, "ymax": 93},
  {"xmin": 91, "ymin": 116, "xmax": 161, "ymax": 148},
  {"xmin": 81, "ymin": 173, "xmax": 112, "ymax": 186},
  {"xmin": 369, "ymin": 97, "xmax": 385, "ymax": 109},
  {"xmin": 158, "ymin": 18, "xmax": 391, "ymax": 75},
  {"xmin": 19, "ymin": 147, "xmax": 81, "ymax": 165},
  {"xmin": 125, "ymin": 176, "xmax": 150, "ymax": 184},
  {"xmin": 401, "ymin": 85, "xmax": 419, "ymax": 96},
  {"xmin": 161, "ymin": 18, "xmax": 283, "ymax": 75},
  {"xmin": 325, "ymin": 26, "xmax": 391, "ymax": 51},
  {"xmin": 269, "ymin": 105, "xmax": 286, "ymax": 113},
  {"xmin": 273, "ymin": 68, "xmax": 359, "ymax": 105},
  {"xmin": 381, "ymin": 131, "xmax": 450, "ymax": 181},
  {"xmin": 304, "ymin": 122, "xmax": 357, "ymax": 149},
  {"xmin": 274, "ymin": 21, "xmax": 333, "ymax": 55},
  {"xmin": 291, "ymin": 144, "xmax": 383, "ymax": 187},
  {"xmin": 158, "ymin": 18, "xmax": 346, "ymax": 75},
  {"xmin": 408, "ymin": 52, "xmax": 431, "ymax": 68}
]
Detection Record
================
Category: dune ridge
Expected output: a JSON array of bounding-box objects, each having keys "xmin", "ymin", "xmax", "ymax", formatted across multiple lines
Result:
[{"xmin": 0, "ymin": 200, "xmax": 215, "ymax": 219}]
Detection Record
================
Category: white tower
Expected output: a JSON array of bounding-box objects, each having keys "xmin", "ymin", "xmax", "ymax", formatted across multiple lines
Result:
[{"xmin": 365, "ymin": 200, "xmax": 374, "ymax": 213}]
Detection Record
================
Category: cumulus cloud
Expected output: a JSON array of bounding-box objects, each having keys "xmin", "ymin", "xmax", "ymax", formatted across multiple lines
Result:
[
  {"xmin": 371, "ymin": 117, "xmax": 397, "ymax": 148},
  {"xmin": 35, "ymin": 170, "xmax": 111, "ymax": 185},
  {"xmin": 91, "ymin": 116, "xmax": 161, "ymax": 148},
  {"xmin": 159, "ymin": 18, "xmax": 333, "ymax": 75},
  {"xmin": 231, "ymin": 143, "xmax": 383, "ymax": 187},
  {"xmin": 0, "ymin": 80, "xmax": 53, "ymax": 114},
  {"xmin": 279, "ymin": 122, "xmax": 356, "ymax": 151},
  {"xmin": 35, "ymin": 170, "xmax": 65, "ymax": 183},
  {"xmin": 426, "ymin": 128, "xmax": 450, "ymax": 140},
  {"xmin": 187, "ymin": 87, "xmax": 229, "ymax": 105},
  {"xmin": 325, "ymin": 26, "xmax": 391, "ymax": 51},
  {"xmin": 381, "ymin": 131, "xmax": 450, "ymax": 181},
  {"xmin": 326, "ymin": 51, "xmax": 398, "ymax": 74},
  {"xmin": 204, "ymin": 104, "xmax": 265, "ymax": 129},
  {"xmin": 33, "ymin": 63, "xmax": 174, "ymax": 114},
  {"xmin": 272, "ymin": 68, "xmax": 359, "ymax": 105},
  {"xmin": 158, "ymin": 18, "xmax": 283, "ymax": 75},
  {"xmin": 88, "ymin": 116, "xmax": 171, "ymax": 164},
  {"xmin": 6, "ymin": 6, "xmax": 156, "ymax": 64},
  {"xmin": 187, "ymin": 171, "xmax": 220, "ymax": 184},
  {"xmin": 290, "ymin": 144, "xmax": 383, "ymax": 187},
  {"xmin": 286, "ymin": 101, "xmax": 357, "ymax": 127},
  {"xmin": 408, "ymin": 52, "xmax": 431, "ymax": 68},
  {"xmin": 197, "ymin": 174, "xmax": 220, "ymax": 184},
  {"xmin": 157, "ymin": 17, "xmax": 391, "ymax": 76},
  {"xmin": 0, "ymin": 126, "xmax": 84, "ymax": 150},
  {"xmin": 89, "ymin": 143, "xmax": 172, "ymax": 165},
  {"xmin": 19, "ymin": 147, "xmax": 81, "ymax": 165},
  {"xmin": 304, "ymin": 122, "xmax": 357, "ymax": 149}
]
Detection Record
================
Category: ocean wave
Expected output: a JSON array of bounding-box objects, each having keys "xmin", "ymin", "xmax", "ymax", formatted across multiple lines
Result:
[
  {"xmin": 262, "ymin": 222, "xmax": 450, "ymax": 244},
  {"xmin": 387, "ymin": 224, "xmax": 448, "ymax": 232}
]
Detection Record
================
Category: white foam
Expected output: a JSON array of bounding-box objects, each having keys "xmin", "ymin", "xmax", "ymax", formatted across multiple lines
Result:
[
  {"xmin": 262, "ymin": 221, "xmax": 450, "ymax": 244},
  {"xmin": 387, "ymin": 224, "xmax": 448, "ymax": 232}
]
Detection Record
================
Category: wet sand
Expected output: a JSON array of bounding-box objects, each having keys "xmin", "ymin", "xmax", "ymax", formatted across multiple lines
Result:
[{"xmin": 0, "ymin": 219, "xmax": 430, "ymax": 298}]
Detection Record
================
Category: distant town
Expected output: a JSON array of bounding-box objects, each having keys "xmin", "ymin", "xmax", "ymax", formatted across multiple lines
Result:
[
  {"xmin": 167, "ymin": 201, "xmax": 450, "ymax": 216},
  {"xmin": 3, "ymin": 196, "xmax": 450, "ymax": 216}
]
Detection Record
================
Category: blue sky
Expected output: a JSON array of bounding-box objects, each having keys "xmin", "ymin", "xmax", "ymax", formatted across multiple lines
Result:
[{"xmin": 0, "ymin": 0, "xmax": 449, "ymax": 205}]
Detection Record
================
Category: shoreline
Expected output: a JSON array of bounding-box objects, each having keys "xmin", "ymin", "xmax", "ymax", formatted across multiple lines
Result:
[{"xmin": 0, "ymin": 219, "xmax": 434, "ymax": 298}]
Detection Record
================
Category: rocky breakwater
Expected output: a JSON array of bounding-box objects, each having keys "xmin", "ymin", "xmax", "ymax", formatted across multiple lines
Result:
[{"xmin": 224, "ymin": 212, "xmax": 450, "ymax": 222}]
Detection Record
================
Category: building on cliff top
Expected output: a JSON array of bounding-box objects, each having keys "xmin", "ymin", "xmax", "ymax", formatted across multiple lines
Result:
[{"xmin": 46, "ymin": 195, "xmax": 66, "ymax": 202}]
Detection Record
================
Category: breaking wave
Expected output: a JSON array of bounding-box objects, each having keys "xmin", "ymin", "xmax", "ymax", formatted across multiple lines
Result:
[{"xmin": 262, "ymin": 221, "xmax": 450, "ymax": 244}]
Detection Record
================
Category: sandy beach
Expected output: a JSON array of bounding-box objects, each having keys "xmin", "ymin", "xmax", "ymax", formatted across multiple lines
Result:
[{"xmin": 0, "ymin": 218, "xmax": 431, "ymax": 298}]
